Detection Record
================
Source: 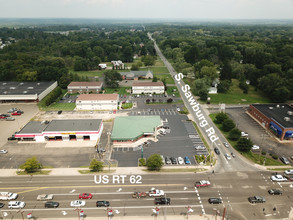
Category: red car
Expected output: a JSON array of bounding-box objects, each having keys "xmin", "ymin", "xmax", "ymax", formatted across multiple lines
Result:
[
  {"xmin": 11, "ymin": 112, "xmax": 21, "ymax": 116},
  {"xmin": 79, "ymin": 193, "xmax": 93, "ymax": 199}
]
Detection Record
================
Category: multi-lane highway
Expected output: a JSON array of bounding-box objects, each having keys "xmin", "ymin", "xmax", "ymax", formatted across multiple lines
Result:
[{"xmin": 0, "ymin": 173, "xmax": 292, "ymax": 219}]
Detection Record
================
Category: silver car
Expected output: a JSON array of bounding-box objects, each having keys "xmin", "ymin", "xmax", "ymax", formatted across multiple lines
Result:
[{"xmin": 0, "ymin": 150, "xmax": 8, "ymax": 154}]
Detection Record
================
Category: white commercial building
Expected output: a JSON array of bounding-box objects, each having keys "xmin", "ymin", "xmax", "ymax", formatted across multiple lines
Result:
[
  {"xmin": 76, "ymin": 94, "xmax": 119, "ymax": 110},
  {"xmin": 67, "ymin": 81, "xmax": 103, "ymax": 94},
  {"xmin": 132, "ymin": 82, "xmax": 165, "ymax": 94}
]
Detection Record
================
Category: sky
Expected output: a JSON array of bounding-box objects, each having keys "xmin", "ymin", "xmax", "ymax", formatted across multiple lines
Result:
[{"xmin": 0, "ymin": 0, "xmax": 293, "ymax": 20}]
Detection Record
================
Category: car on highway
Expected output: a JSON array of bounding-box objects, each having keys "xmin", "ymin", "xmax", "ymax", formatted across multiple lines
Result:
[
  {"xmin": 165, "ymin": 157, "xmax": 171, "ymax": 165},
  {"xmin": 0, "ymin": 203, "xmax": 4, "ymax": 208},
  {"xmin": 214, "ymin": 147, "xmax": 220, "ymax": 155},
  {"xmin": 231, "ymin": 152, "xmax": 235, "ymax": 158},
  {"xmin": 70, "ymin": 200, "xmax": 85, "ymax": 207},
  {"xmin": 170, "ymin": 157, "xmax": 177, "ymax": 164},
  {"xmin": 96, "ymin": 200, "xmax": 110, "ymax": 207},
  {"xmin": 79, "ymin": 193, "xmax": 93, "ymax": 199},
  {"xmin": 184, "ymin": 156, "xmax": 191, "ymax": 165},
  {"xmin": 285, "ymin": 169, "xmax": 293, "ymax": 175},
  {"xmin": 195, "ymin": 180, "xmax": 211, "ymax": 187},
  {"xmin": 268, "ymin": 189, "xmax": 282, "ymax": 195},
  {"xmin": 11, "ymin": 112, "xmax": 21, "ymax": 116},
  {"xmin": 223, "ymin": 142, "xmax": 229, "ymax": 148},
  {"xmin": 8, "ymin": 201, "xmax": 25, "ymax": 209},
  {"xmin": 248, "ymin": 196, "xmax": 266, "ymax": 203},
  {"xmin": 177, "ymin": 157, "xmax": 184, "ymax": 165},
  {"xmin": 37, "ymin": 194, "xmax": 54, "ymax": 201},
  {"xmin": 271, "ymin": 175, "xmax": 287, "ymax": 182},
  {"xmin": 280, "ymin": 156, "xmax": 290, "ymax": 165},
  {"xmin": 208, "ymin": 198, "xmax": 222, "ymax": 204},
  {"xmin": 155, "ymin": 198, "xmax": 171, "ymax": 205},
  {"xmin": 148, "ymin": 188, "xmax": 164, "ymax": 197},
  {"xmin": 132, "ymin": 192, "xmax": 147, "ymax": 198},
  {"xmin": 0, "ymin": 150, "xmax": 8, "ymax": 154},
  {"xmin": 45, "ymin": 201, "xmax": 59, "ymax": 208},
  {"xmin": 225, "ymin": 153, "xmax": 231, "ymax": 160}
]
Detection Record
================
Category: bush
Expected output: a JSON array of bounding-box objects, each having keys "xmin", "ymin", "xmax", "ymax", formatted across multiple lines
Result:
[
  {"xmin": 215, "ymin": 112, "xmax": 228, "ymax": 124},
  {"xmin": 272, "ymin": 155, "xmax": 278, "ymax": 160},
  {"xmin": 228, "ymin": 128, "xmax": 241, "ymax": 141},
  {"xmin": 89, "ymin": 159, "xmax": 103, "ymax": 172},
  {"xmin": 146, "ymin": 154, "xmax": 163, "ymax": 171},
  {"xmin": 20, "ymin": 157, "xmax": 42, "ymax": 173},
  {"xmin": 139, "ymin": 158, "xmax": 146, "ymax": 166},
  {"xmin": 236, "ymin": 138, "xmax": 253, "ymax": 152},
  {"xmin": 261, "ymin": 151, "xmax": 266, "ymax": 155},
  {"xmin": 222, "ymin": 119, "xmax": 236, "ymax": 132}
]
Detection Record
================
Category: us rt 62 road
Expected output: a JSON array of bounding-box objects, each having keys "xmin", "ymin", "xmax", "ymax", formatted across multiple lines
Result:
[{"xmin": 0, "ymin": 172, "xmax": 292, "ymax": 219}]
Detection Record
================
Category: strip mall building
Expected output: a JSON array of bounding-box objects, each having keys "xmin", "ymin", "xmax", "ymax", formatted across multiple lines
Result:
[{"xmin": 15, "ymin": 119, "xmax": 103, "ymax": 142}]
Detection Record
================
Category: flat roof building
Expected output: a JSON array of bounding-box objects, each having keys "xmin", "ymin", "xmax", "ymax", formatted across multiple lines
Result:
[
  {"xmin": 249, "ymin": 104, "xmax": 293, "ymax": 141},
  {"xmin": 15, "ymin": 119, "xmax": 103, "ymax": 142},
  {"xmin": 67, "ymin": 81, "xmax": 103, "ymax": 94},
  {"xmin": 111, "ymin": 116, "xmax": 162, "ymax": 144},
  {"xmin": 132, "ymin": 82, "xmax": 165, "ymax": 94},
  {"xmin": 0, "ymin": 81, "xmax": 57, "ymax": 103},
  {"xmin": 76, "ymin": 94, "xmax": 119, "ymax": 110}
]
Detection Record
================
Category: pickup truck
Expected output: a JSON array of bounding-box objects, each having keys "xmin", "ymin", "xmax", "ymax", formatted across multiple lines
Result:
[
  {"xmin": 37, "ymin": 194, "xmax": 54, "ymax": 201},
  {"xmin": 0, "ymin": 192, "xmax": 18, "ymax": 200},
  {"xmin": 248, "ymin": 196, "xmax": 266, "ymax": 203},
  {"xmin": 195, "ymin": 180, "xmax": 211, "ymax": 187},
  {"xmin": 148, "ymin": 188, "xmax": 165, "ymax": 197}
]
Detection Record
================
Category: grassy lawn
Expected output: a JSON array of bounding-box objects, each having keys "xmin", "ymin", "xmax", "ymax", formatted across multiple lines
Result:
[
  {"xmin": 166, "ymin": 86, "xmax": 180, "ymax": 96},
  {"xmin": 104, "ymin": 87, "xmax": 131, "ymax": 95},
  {"xmin": 140, "ymin": 66, "xmax": 169, "ymax": 74},
  {"xmin": 70, "ymin": 70, "xmax": 104, "ymax": 78},
  {"xmin": 39, "ymin": 102, "xmax": 76, "ymax": 111},
  {"xmin": 17, "ymin": 170, "xmax": 51, "ymax": 175},
  {"xmin": 209, "ymin": 79, "xmax": 271, "ymax": 104},
  {"xmin": 209, "ymin": 113, "xmax": 284, "ymax": 166},
  {"xmin": 121, "ymin": 103, "xmax": 133, "ymax": 109},
  {"xmin": 156, "ymin": 74, "xmax": 175, "ymax": 84},
  {"xmin": 154, "ymin": 59, "xmax": 165, "ymax": 66}
]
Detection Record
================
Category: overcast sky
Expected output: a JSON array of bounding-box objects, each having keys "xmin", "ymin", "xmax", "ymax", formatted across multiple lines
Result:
[{"xmin": 1, "ymin": 0, "xmax": 293, "ymax": 19}]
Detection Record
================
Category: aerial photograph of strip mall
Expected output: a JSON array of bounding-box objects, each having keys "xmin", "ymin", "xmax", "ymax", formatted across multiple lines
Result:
[{"xmin": 0, "ymin": 0, "xmax": 293, "ymax": 219}]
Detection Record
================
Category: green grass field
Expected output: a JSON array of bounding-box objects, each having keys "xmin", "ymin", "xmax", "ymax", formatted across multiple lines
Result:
[
  {"xmin": 156, "ymin": 74, "xmax": 175, "ymax": 84},
  {"xmin": 140, "ymin": 66, "xmax": 169, "ymax": 74},
  {"xmin": 70, "ymin": 70, "xmax": 104, "ymax": 78},
  {"xmin": 39, "ymin": 103, "xmax": 76, "ymax": 111},
  {"xmin": 104, "ymin": 87, "xmax": 131, "ymax": 95}
]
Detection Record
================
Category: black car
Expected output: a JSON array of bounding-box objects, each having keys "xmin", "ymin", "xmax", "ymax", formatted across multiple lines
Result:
[
  {"xmin": 16, "ymin": 110, "xmax": 24, "ymax": 114},
  {"xmin": 96, "ymin": 201, "xmax": 110, "ymax": 207},
  {"xmin": 170, "ymin": 157, "xmax": 177, "ymax": 164},
  {"xmin": 45, "ymin": 201, "xmax": 59, "ymax": 208},
  {"xmin": 165, "ymin": 157, "xmax": 172, "ymax": 165},
  {"xmin": 208, "ymin": 198, "xmax": 222, "ymax": 204},
  {"xmin": 8, "ymin": 136, "xmax": 17, "ymax": 141},
  {"xmin": 268, "ymin": 189, "xmax": 282, "ymax": 195},
  {"xmin": 214, "ymin": 147, "xmax": 220, "ymax": 155},
  {"xmin": 155, "ymin": 198, "xmax": 171, "ymax": 205},
  {"xmin": 0, "ymin": 202, "xmax": 4, "ymax": 208}
]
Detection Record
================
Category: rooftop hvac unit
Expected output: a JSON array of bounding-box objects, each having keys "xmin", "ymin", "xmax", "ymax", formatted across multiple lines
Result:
[
  {"xmin": 20, "ymin": 82, "xmax": 24, "ymax": 85},
  {"xmin": 269, "ymin": 107, "xmax": 273, "ymax": 110},
  {"xmin": 28, "ymin": 87, "xmax": 34, "ymax": 89},
  {"xmin": 288, "ymin": 111, "xmax": 293, "ymax": 116},
  {"xmin": 284, "ymin": 117, "xmax": 290, "ymax": 122},
  {"xmin": 277, "ymin": 105, "xmax": 280, "ymax": 108},
  {"xmin": 23, "ymin": 91, "xmax": 27, "ymax": 94},
  {"xmin": 2, "ymin": 83, "xmax": 6, "ymax": 85}
]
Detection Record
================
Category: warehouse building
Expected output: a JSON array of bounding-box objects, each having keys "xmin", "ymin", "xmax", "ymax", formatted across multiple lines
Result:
[
  {"xmin": 249, "ymin": 104, "xmax": 293, "ymax": 141},
  {"xmin": 0, "ymin": 81, "xmax": 57, "ymax": 103},
  {"xmin": 15, "ymin": 119, "xmax": 103, "ymax": 142},
  {"xmin": 75, "ymin": 94, "xmax": 119, "ymax": 110},
  {"xmin": 111, "ymin": 116, "xmax": 162, "ymax": 145}
]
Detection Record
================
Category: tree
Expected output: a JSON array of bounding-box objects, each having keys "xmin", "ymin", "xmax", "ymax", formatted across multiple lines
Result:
[
  {"xmin": 228, "ymin": 128, "xmax": 241, "ymax": 141},
  {"xmin": 222, "ymin": 119, "xmax": 236, "ymax": 132},
  {"xmin": 20, "ymin": 156, "xmax": 42, "ymax": 173},
  {"xmin": 152, "ymin": 76, "xmax": 158, "ymax": 82},
  {"xmin": 146, "ymin": 154, "xmax": 163, "ymax": 171},
  {"xmin": 217, "ymin": 80, "xmax": 232, "ymax": 94},
  {"xmin": 131, "ymin": 63, "xmax": 139, "ymax": 71},
  {"xmin": 236, "ymin": 138, "xmax": 253, "ymax": 152},
  {"xmin": 89, "ymin": 158, "xmax": 103, "ymax": 172},
  {"xmin": 271, "ymin": 86, "xmax": 290, "ymax": 102},
  {"xmin": 167, "ymin": 98, "xmax": 173, "ymax": 103},
  {"xmin": 142, "ymin": 55, "xmax": 155, "ymax": 66},
  {"xmin": 104, "ymin": 70, "xmax": 122, "ymax": 88},
  {"xmin": 215, "ymin": 112, "xmax": 228, "ymax": 124},
  {"xmin": 239, "ymin": 80, "xmax": 249, "ymax": 94}
]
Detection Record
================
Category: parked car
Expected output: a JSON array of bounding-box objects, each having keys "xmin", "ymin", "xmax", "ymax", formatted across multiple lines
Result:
[
  {"xmin": 214, "ymin": 147, "xmax": 220, "ymax": 155},
  {"xmin": 0, "ymin": 203, "xmax": 4, "ymax": 208},
  {"xmin": 170, "ymin": 157, "xmax": 177, "ymax": 164},
  {"xmin": 280, "ymin": 156, "xmax": 290, "ymax": 165},
  {"xmin": 241, "ymin": 132, "xmax": 249, "ymax": 137},
  {"xmin": 0, "ymin": 150, "xmax": 8, "ymax": 154},
  {"xmin": 248, "ymin": 196, "xmax": 266, "ymax": 203},
  {"xmin": 195, "ymin": 145, "xmax": 206, "ymax": 150},
  {"xmin": 79, "ymin": 193, "xmax": 93, "ymax": 199},
  {"xmin": 70, "ymin": 200, "xmax": 85, "ymax": 207},
  {"xmin": 45, "ymin": 201, "xmax": 59, "ymax": 208},
  {"xmin": 271, "ymin": 175, "xmax": 287, "ymax": 182},
  {"xmin": 208, "ymin": 198, "xmax": 222, "ymax": 204},
  {"xmin": 155, "ymin": 198, "xmax": 171, "ymax": 205},
  {"xmin": 184, "ymin": 156, "xmax": 191, "ymax": 165},
  {"xmin": 160, "ymin": 155, "xmax": 165, "ymax": 164},
  {"xmin": 252, "ymin": 145, "xmax": 260, "ymax": 150},
  {"xmin": 8, "ymin": 137, "xmax": 17, "ymax": 141},
  {"xmin": 165, "ymin": 157, "xmax": 171, "ymax": 165},
  {"xmin": 7, "ymin": 108, "xmax": 17, "ymax": 113},
  {"xmin": 11, "ymin": 112, "xmax": 21, "ymax": 116},
  {"xmin": 16, "ymin": 110, "xmax": 24, "ymax": 114},
  {"xmin": 5, "ymin": 117, "xmax": 15, "ymax": 121},
  {"xmin": 268, "ymin": 189, "xmax": 282, "ymax": 195},
  {"xmin": 176, "ymin": 107, "xmax": 180, "ymax": 112},
  {"xmin": 1, "ymin": 114, "xmax": 10, "ymax": 117},
  {"xmin": 177, "ymin": 157, "xmax": 184, "ymax": 165},
  {"xmin": 96, "ymin": 200, "xmax": 110, "ymax": 207},
  {"xmin": 284, "ymin": 169, "xmax": 293, "ymax": 175},
  {"xmin": 8, "ymin": 201, "xmax": 25, "ymax": 209}
]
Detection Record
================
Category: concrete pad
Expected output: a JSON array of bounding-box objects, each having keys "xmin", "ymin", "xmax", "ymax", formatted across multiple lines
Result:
[{"xmin": 45, "ymin": 140, "xmax": 96, "ymax": 148}]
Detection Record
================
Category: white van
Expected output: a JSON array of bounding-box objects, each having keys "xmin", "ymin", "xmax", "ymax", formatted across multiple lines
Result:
[{"xmin": 8, "ymin": 201, "xmax": 25, "ymax": 209}]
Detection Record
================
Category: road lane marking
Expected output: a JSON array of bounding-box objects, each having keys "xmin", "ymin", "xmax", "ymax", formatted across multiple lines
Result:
[{"xmin": 16, "ymin": 187, "xmax": 49, "ymax": 194}]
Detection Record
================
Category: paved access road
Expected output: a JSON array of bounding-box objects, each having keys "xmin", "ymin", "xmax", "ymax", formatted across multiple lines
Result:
[{"xmin": 0, "ymin": 172, "xmax": 292, "ymax": 219}]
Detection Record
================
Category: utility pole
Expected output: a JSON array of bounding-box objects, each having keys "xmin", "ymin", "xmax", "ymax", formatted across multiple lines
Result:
[{"xmin": 222, "ymin": 207, "xmax": 226, "ymax": 220}]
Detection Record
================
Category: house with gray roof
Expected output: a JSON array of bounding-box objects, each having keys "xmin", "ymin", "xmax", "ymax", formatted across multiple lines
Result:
[{"xmin": 119, "ymin": 70, "xmax": 153, "ymax": 80}]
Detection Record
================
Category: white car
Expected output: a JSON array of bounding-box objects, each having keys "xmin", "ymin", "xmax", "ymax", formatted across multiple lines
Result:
[
  {"xmin": 223, "ymin": 142, "xmax": 229, "ymax": 148},
  {"xmin": 252, "ymin": 145, "xmax": 260, "ymax": 150},
  {"xmin": 284, "ymin": 169, "xmax": 293, "ymax": 175},
  {"xmin": 148, "ymin": 188, "xmax": 164, "ymax": 197},
  {"xmin": 225, "ymin": 153, "xmax": 231, "ymax": 160},
  {"xmin": 271, "ymin": 175, "xmax": 287, "ymax": 182},
  {"xmin": 176, "ymin": 107, "xmax": 180, "ymax": 112},
  {"xmin": 8, "ymin": 201, "xmax": 25, "ymax": 209},
  {"xmin": 70, "ymin": 200, "xmax": 86, "ymax": 207},
  {"xmin": 177, "ymin": 157, "xmax": 184, "ymax": 164},
  {"xmin": 0, "ymin": 150, "xmax": 8, "ymax": 154},
  {"xmin": 241, "ymin": 132, "xmax": 248, "ymax": 137}
]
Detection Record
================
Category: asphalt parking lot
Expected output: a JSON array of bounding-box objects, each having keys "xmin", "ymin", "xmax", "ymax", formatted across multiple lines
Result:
[{"xmin": 111, "ymin": 109, "xmax": 206, "ymax": 167}]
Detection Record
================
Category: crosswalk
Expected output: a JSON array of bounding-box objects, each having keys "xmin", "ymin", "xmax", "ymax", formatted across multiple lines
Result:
[{"xmin": 129, "ymin": 109, "xmax": 178, "ymax": 116}]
